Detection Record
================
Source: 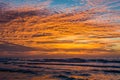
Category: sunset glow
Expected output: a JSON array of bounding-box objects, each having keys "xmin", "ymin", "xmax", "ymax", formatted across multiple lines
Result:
[
  {"xmin": 0, "ymin": 0, "xmax": 120, "ymax": 80},
  {"xmin": 0, "ymin": 0, "xmax": 120, "ymax": 57}
]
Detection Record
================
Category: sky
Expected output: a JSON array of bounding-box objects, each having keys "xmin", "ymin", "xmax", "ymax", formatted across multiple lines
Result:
[
  {"xmin": 1, "ymin": 0, "xmax": 120, "ymax": 16},
  {"xmin": 1, "ymin": 0, "xmax": 120, "ymax": 10},
  {"xmin": 0, "ymin": 0, "xmax": 120, "ymax": 58},
  {"xmin": 2, "ymin": 0, "xmax": 85, "ymax": 5},
  {"xmin": 1, "ymin": 0, "xmax": 120, "ymax": 14}
]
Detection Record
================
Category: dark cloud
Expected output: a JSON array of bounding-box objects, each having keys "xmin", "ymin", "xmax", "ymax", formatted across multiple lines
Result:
[
  {"xmin": 0, "ymin": 9, "xmax": 52, "ymax": 23},
  {"xmin": 0, "ymin": 41, "xmax": 36, "ymax": 52},
  {"xmin": 32, "ymin": 32, "xmax": 52, "ymax": 37}
]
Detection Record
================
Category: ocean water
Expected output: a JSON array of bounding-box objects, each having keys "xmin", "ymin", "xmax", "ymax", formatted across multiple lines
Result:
[{"xmin": 0, "ymin": 58, "xmax": 120, "ymax": 80}]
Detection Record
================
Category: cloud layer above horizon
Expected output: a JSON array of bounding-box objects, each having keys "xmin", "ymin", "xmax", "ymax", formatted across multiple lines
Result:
[{"xmin": 0, "ymin": 0, "xmax": 120, "ymax": 57}]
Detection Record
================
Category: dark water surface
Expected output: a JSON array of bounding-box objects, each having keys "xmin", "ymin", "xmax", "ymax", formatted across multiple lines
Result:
[{"xmin": 0, "ymin": 58, "xmax": 120, "ymax": 80}]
